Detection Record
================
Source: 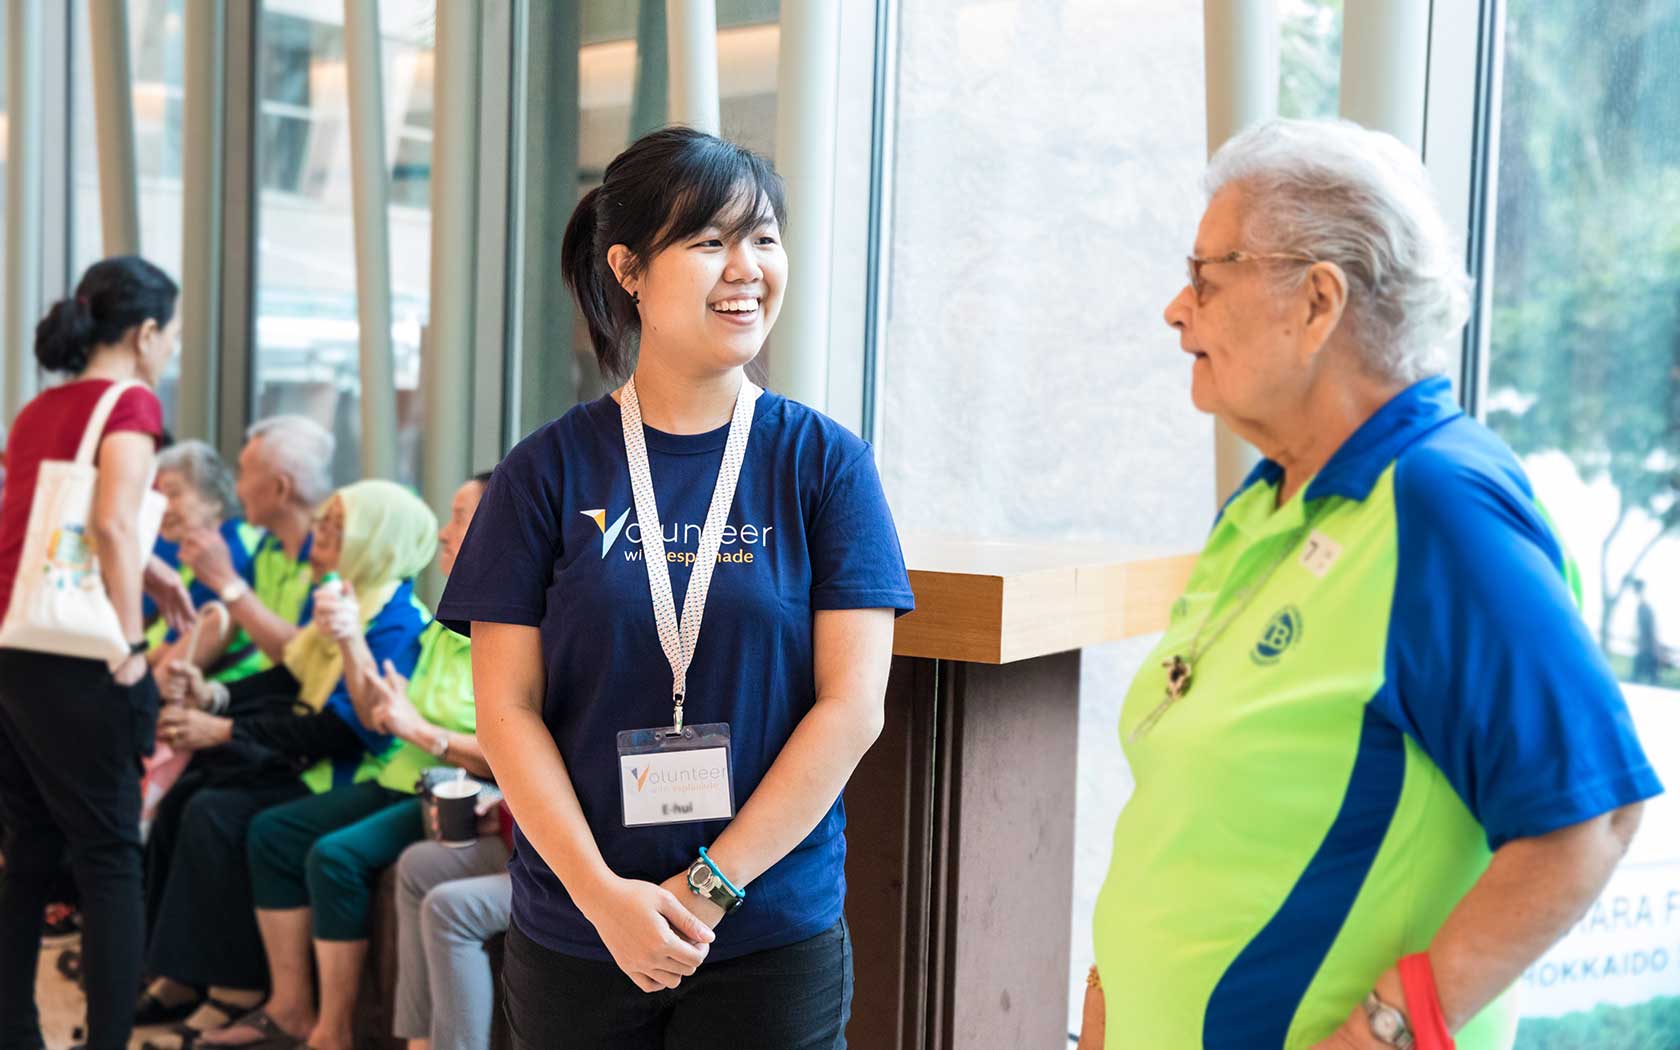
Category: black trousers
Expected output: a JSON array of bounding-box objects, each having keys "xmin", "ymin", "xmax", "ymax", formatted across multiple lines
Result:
[
  {"xmin": 0, "ymin": 648, "xmax": 159, "ymax": 1050},
  {"xmin": 503, "ymin": 918, "xmax": 854, "ymax": 1050},
  {"xmin": 143, "ymin": 678, "xmax": 358, "ymax": 990}
]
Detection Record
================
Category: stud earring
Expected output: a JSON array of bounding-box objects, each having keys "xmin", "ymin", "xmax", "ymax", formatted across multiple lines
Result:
[{"xmin": 632, "ymin": 290, "xmax": 640, "ymax": 305}]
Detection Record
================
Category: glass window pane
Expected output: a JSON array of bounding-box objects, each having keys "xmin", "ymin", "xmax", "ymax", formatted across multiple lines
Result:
[
  {"xmin": 132, "ymin": 0, "xmax": 186, "ymax": 430},
  {"xmin": 566, "ymin": 1, "xmax": 781, "ymax": 404},
  {"xmin": 1278, "ymin": 0, "xmax": 1342, "ymax": 120},
  {"xmin": 1481, "ymin": 2, "xmax": 1680, "ymax": 1045},
  {"xmin": 251, "ymin": 0, "xmax": 434, "ymax": 488},
  {"xmin": 68, "ymin": 1, "xmax": 186, "ymax": 430}
]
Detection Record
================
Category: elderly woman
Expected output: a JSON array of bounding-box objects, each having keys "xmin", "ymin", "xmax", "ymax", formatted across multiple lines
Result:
[
  {"xmin": 137, "ymin": 480, "xmax": 436, "ymax": 1047},
  {"xmin": 148, "ymin": 440, "xmax": 264, "ymax": 677},
  {"xmin": 1083, "ymin": 119, "xmax": 1661, "ymax": 1050},
  {"xmin": 195, "ymin": 475, "xmax": 491, "ymax": 1050}
]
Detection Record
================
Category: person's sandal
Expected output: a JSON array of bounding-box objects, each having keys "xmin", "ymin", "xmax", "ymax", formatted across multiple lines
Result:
[
  {"xmin": 190, "ymin": 1008, "xmax": 306, "ymax": 1050},
  {"xmin": 135, "ymin": 988, "xmax": 203, "ymax": 1027},
  {"xmin": 141, "ymin": 997, "xmax": 262, "ymax": 1050}
]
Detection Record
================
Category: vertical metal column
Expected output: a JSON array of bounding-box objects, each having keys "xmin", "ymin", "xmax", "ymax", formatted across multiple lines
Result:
[
  {"xmin": 1340, "ymin": 0, "xmax": 1432, "ymax": 153},
  {"xmin": 666, "ymin": 0, "xmax": 719, "ymax": 134},
  {"xmin": 178, "ymin": 0, "xmax": 226, "ymax": 443},
  {"xmin": 511, "ymin": 0, "xmax": 579, "ymax": 433},
  {"xmin": 770, "ymin": 0, "xmax": 841, "ymax": 409},
  {"xmin": 630, "ymin": 0, "xmax": 669, "ymax": 139},
  {"xmin": 425, "ymin": 0, "xmax": 480, "ymax": 573},
  {"xmin": 5, "ymin": 0, "xmax": 45, "ymax": 423},
  {"xmin": 1203, "ymin": 0, "xmax": 1277, "ymax": 502},
  {"xmin": 343, "ymin": 0, "xmax": 399, "ymax": 480},
  {"xmin": 216, "ymin": 0, "xmax": 258, "ymax": 459},
  {"xmin": 469, "ymin": 0, "xmax": 515, "ymax": 468},
  {"xmin": 88, "ymin": 0, "xmax": 141, "ymax": 255}
]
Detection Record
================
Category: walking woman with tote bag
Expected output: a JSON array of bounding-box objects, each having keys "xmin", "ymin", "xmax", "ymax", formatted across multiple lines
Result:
[{"xmin": 0, "ymin": 256, "xmax": 192, "ymax": 1050}]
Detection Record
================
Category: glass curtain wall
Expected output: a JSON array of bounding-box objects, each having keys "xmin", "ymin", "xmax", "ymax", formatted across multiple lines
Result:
[
  {"xmin": 1479, "ymin": 2, "xmax": 1680, "ymax": 1045},
  {"xmin": 1278, "ymin": 0, "xmax": 1341, "ymax": 119},
  {"xmin": 873, "ymin": 0, "xmax": 1215, "ymax": 1034},
  {"xmin": 68, "ymin": 0, "xmax": 187, "ymax": 426},
  {"xmin": 558, "ymin": 0, "xmax": 782, "ymax": 408},
  {"xmin": 250, "ymin": 0, "xmax": 435, "ymax": 486}
]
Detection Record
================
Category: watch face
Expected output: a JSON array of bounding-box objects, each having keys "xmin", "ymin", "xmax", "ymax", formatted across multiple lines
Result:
[
  {"xmin": 1371, "ymin": 1012, "xmax": 1400, "ymax": 1040},
  {"xmin": 689, "ymin": 865, "xmax": 715, "ymax": 893}
]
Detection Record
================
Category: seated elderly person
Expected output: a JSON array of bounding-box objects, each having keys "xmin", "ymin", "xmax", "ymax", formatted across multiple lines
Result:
[
  {"xmin": 137, "ymin": 480, "xmax": 437, "ymax": 1047},
  {"xmin": 196, "ymin": 476, "xmax": 492, "ymax": 1050},
  {"xmin": 1082, "ymin": 119, "xmax": 1661, "ymax": 1050},
  {"xmin": 175, "ymin": 415, "xmax": 336, "ymax": 671},
  {"xmin": 146, "ymin": 440, "xmax": 264, "ymax": 678}
]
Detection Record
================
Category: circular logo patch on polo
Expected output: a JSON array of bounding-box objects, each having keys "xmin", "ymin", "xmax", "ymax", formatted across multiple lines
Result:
[{"xmin": 1251, "ymin": 605, "xmax": 1303, "ymax": 665}]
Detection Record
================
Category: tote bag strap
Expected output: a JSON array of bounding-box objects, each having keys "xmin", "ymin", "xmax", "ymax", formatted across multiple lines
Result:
[{"xmin": 73, "ymin": 380, "xmax": 147, "ymax": 466}]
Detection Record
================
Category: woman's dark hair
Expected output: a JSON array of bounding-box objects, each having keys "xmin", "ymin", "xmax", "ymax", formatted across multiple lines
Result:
[
  {"xmin": 35, "ymin": 255, "xmax": 180, "ymax": 375},
  {"xmin": 471, "ymin": 470, "xmax": 494, "ymax": 486},
  {"xmin": 561, "ymin": 127, "xmax": 786, "ymax": 379}
]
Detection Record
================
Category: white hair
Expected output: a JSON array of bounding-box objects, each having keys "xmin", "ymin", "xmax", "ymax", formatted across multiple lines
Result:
[
  {"xmin": 246, "ymin": 415, "xmax": 336, "ymax": 507},
  {"xmin": 157, "ymin": 439, "xmax": 239, "ymax": 517},
  {"xmin": 1204, "ymin": 118, "xmax": 1472, "ymax": 384}
]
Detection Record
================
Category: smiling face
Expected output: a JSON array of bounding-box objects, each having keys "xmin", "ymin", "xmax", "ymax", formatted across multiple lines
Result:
[
  {"xmin": 157, "ymin": 468, "xmax": 224, "ymax": 544},
  {"xmin": 436, "ymin": 479, "xmax": 485, "ymax": 579},
  {"xmin": 611, "ymin": 191, "xmax": 788, "ymax": 375}
]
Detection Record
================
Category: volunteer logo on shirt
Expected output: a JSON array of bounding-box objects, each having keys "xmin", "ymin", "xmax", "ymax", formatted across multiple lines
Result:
[
  {"xmin": 1251, "ymin": 605, "xmax": 1302, "ymax": 666},
  {"xmin": 580, "ymin": 508, "xmax": 631, "ymax": 559},
  {"xmin": 580, "ymin": 507, "xmax": 773, "ymax": 565}
]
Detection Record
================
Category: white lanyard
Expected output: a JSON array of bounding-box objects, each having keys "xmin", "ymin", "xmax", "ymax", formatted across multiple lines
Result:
[{"xmin": 620, "ymin": 375, "xmax": 759, "ymax": 733}]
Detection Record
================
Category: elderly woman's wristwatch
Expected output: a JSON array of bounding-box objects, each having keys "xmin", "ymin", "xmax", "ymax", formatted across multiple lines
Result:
[{"xmin": 1363, "ymin": 992, "xmax": 1415, "ymax": 1049}]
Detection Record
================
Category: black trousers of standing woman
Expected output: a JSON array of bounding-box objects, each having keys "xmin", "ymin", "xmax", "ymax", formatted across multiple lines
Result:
[
  {"xmin": 0, "ymin": 648, "xmax": 159, "ymax": 1050},
  {"xmin": 503, "ymin": 918, "xmax": 855, "ymax": 1050}
]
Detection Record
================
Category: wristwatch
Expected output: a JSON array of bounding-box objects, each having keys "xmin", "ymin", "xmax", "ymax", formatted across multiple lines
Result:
[
  {"xmin": 686, "ymin": 851, "xmax": 745, "ymax": 916},
  {"xmin": 1363, "ymin": 992, "xmax": 1415, "ymax": 1049},
  {"xmin": 217, "ymin": 578, "xmax": 250, "ymax": 604}
]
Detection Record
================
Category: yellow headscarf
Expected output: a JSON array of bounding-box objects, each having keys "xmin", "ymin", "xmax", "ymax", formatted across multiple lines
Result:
[{"xmin": 283, "ymin": 479, "xmax": 439, "ymax": 710}]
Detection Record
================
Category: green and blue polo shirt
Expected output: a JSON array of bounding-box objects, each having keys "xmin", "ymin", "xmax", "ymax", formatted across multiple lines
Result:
[{"xmin": 1092, "ymin": 376, "xmax": 1661, "ymax": 1049}]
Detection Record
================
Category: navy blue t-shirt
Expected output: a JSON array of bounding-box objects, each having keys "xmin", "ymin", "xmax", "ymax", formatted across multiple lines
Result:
[{"xmin": 438, "ymin": 390, "xmax": 916, "ymax": 961}]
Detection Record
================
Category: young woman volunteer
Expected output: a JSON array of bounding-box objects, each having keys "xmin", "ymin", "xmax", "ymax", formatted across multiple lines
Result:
[
  {"xmin": 0, "ymin": 256, "xmax": 188, "ymax": 1050},
  {"xmin": 438, "ymin": 127, "xmax": 915, "ymax": 1049}
]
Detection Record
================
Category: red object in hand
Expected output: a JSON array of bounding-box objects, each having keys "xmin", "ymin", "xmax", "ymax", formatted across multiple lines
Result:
[{"xmin": 1398, "ymin": 953, "xmax": 1455, "ymax": 1050}]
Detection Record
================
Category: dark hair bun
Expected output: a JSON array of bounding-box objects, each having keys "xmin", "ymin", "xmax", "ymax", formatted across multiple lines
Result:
[
  {"xmin": 31, "ymin": 255, "xmax": 179, "ymax": 376},
  {"xmin": 34, "ymin": 298, "xmax": 97, "ymax": 374}
]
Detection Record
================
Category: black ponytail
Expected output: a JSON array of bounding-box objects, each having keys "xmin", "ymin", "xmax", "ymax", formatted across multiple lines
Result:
[
  {"xmin": 561, "ymin": 187, "xmax": 629, "ymax": 378},
  {"xmin": 35, "ymin": 255, "xmax": 179, "ymax": 375},
  {"xmin": 559, "ymin": 126, "xmax": 786, "ymax": 381}
]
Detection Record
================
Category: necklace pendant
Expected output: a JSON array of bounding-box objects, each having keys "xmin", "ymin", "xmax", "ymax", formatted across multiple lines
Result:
[{"xmin": 1163, "ymin": 656, "xmax": 1192, "ymax": 701}]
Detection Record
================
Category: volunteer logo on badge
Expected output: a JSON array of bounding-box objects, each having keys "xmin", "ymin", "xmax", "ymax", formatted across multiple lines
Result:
[
  {"xmin": 581, "ymin": 508, "xmax": 631, "ymax": 559},
  {"xmin": 1251, "ymin": 605, "xmax": 1303, "ymax": 665},
  {"xmin": 628, "ymin": 765, "xmax": 652, "ymax": 792}
]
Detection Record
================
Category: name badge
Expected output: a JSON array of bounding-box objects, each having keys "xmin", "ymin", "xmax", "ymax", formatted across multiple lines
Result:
[
  {"xmin": 1299, "ymin": 530, "xmax": 1343, "ymax": 578},
  {"xmin": 617, "ymin": 723, "xmax": 735, "ymax": 827}
]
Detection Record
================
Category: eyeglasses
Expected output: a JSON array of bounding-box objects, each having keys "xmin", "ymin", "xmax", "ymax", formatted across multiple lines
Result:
[{"xmin": 1185, "ymin": 250, "xmax": 1318, "ymax": 302}]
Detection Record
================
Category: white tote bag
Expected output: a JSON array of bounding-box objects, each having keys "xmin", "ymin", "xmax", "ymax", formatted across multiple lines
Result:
[{"xmin": 0, "ymin": 380, "xmax": 166, "ymax": 668}]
